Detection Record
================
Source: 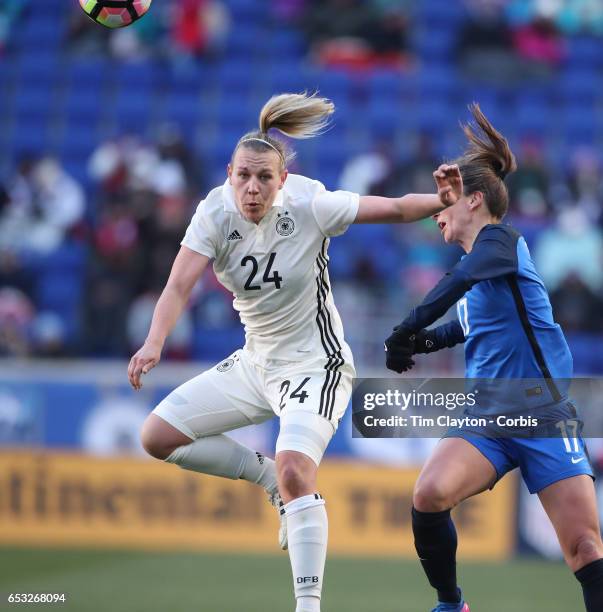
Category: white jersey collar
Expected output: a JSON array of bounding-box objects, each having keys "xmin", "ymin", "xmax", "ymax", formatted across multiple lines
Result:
[{"xmin": 222, "ymin": 178, "xmax": 285, "ymax": 217}]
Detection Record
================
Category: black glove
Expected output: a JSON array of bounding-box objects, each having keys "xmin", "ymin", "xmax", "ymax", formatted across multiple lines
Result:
[
  {"xmin": 384, "ymin": 325, "xmax": 416, "ymax": 373},
  {"xmin": 413, "ymin": 329, "xmax": 439, "ymax": 354}
]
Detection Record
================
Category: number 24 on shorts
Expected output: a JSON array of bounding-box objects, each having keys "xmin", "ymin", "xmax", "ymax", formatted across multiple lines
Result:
[{"xmin": 279, "ymin": 377, "xmax": 311, "ymax": 410}]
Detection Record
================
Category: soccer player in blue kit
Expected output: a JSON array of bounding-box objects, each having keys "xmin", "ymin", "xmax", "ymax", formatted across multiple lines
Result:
[{"xmin": 384, "ymin": 104, "xmax": 603, "ymax": 612}]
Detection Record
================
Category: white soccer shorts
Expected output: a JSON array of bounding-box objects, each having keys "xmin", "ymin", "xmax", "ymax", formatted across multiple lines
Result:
[{"xmin": 152, "ymin": 347, "xmax": 355, "ymax": 465}]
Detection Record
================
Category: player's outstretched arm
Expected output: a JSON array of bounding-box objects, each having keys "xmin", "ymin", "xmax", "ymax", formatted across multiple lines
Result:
[
  {"xmin": 354, "ymin": 193, "xmax": 443, "ymax": 224},
  {"xmin": 384, "ymin": 266, "xmax": 471, "ymax": 374},
  {"xmin": 413, "ymin": 321, "xmax": 466, "ymax": 354},
  {"xmin": 128, "ymin": 247, "xmax": 209, "ymax": 390},
  {"xmin": 354, "ymin": 164, "xmax": 462, "ymax": 224}
]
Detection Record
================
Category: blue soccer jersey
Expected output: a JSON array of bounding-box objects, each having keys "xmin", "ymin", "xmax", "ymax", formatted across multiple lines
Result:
[
  {"xmin": 400, "ymin": 223, "xmax": 592, "ymax": 493},
  {"xmin": 402, "ymin": 224, "xmax": 572, "ymax": 408}
]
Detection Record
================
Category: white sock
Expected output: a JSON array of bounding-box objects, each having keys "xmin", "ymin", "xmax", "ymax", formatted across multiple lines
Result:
[
  {"xmin": 165, "ymin": 435, "xmax": 277, "ymax": 493},
  {"xmin": 296, "ymin": 597, "xmax": 320, "ymax": 612},
  {"xmin": 284, "ymin": 494, "xmax": 327, "ymax": 612}
]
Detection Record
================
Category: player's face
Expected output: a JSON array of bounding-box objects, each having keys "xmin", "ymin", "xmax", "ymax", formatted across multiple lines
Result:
[
  {"xmin": 432, "ymin": 194, "xmax": 473, "ymax": 244},
  {"xmin": 228, "ymin": 148, "xmax": 287, "ymax": 224}
]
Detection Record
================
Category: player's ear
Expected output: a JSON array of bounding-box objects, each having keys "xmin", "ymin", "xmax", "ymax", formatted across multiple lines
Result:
[
  {"xmin": 279, "ymin": 169, "xmax": 288, "ymax": 189},
  {"xmin": 468, "ymin": 191, "xmax": 484, "ymax": 211},
  {"xmin": 227, "ymin": 163, "xmax": 233, "ymax": 183}
]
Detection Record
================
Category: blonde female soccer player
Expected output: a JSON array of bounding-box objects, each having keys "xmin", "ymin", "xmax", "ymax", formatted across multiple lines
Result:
[{"xmin": 128, "ymin": 92, "xmax": 454, "ymax": 612}]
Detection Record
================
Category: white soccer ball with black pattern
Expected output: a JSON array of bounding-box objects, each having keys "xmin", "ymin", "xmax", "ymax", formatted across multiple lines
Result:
[{"xmin": 79, "ymin": 0, "xmax": 152, "ymax": 28}]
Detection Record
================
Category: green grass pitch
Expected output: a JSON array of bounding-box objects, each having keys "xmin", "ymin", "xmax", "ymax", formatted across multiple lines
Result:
[{"xmin": 0, "ymin": 548, "xmax": 578, "ymax": 611}]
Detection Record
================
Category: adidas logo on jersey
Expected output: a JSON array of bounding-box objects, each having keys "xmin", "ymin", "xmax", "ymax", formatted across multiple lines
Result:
[{"xmin": 227, "ymin": 230, "xmax": 243, "ymax": 241}]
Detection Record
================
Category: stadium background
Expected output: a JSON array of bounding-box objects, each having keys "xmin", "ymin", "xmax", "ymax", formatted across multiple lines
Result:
[{"xmin": 1, "ymin": 0, "xmax": 603, "ymax": 610}]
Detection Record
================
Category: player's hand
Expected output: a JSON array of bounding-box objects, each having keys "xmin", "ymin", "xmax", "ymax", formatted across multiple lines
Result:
[
  {"xmin": 128, "ymin": 340, "xmax": 162, "ymax": 390},
  {"xmin": 433, "ymin": 163, "xmax": 463, "ymax": 207},
  {"xmin": 413, "ymin": 328, "xmax": 440, "ymax": 354},
  {"xmin": 384, "ymin": 325, "xmax": 416, "ymax": 373}
]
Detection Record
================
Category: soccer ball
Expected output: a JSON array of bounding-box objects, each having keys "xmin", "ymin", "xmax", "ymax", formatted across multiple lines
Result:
[{"xmin": 79, "ymin": 0, "xmax": 152, "ymax": 29}]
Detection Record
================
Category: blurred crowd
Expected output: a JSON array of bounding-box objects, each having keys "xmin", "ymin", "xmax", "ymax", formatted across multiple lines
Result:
[
  {"xmin": 1, "ymin": 128, "xmax": 603, "ymax": 364},
  {"xmin": 339, "ymin": 134, "xmax": 603, "ymax": 341},
  {"xmin": 1, "ymin": 0, "xmax": 603, "ymax": 370},
  {"xmin": 2, "ymin": 0, "xmax": 603, "ymax": 67},
  {"xmin": 67, "ymin": 0, "xmax": 231, "ymax": 62},
  {"xmin": 294, "ymin": 0, "xmax": 412, "ymax": 70},
  {"xmin": 0, "ymin": 126, "xmax": 241, "ymax": 359},
  {"xmin": 278, "ymin": 0, "xmax": 603, "ymax": 74},
  {"xmin": 458, "ymin": 0, "xmax": 603, "ymax": 81}
]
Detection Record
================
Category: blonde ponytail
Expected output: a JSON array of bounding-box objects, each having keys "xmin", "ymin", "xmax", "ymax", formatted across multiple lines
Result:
[
  {"xmin": 259, "ymin": 92, "xmax": 334, "ymax": 139},
  {"xmin": 233, "ymin": 92, "xmax": 335, "ymax": 168}
]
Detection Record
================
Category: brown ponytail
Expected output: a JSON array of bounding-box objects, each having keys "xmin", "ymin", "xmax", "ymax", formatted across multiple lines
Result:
[{"xmin": 455, "ymin": 103, "xmax": 517, "ymax": 219}]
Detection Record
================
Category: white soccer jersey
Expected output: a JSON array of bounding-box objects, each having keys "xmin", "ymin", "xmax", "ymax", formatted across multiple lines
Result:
[{"xmin": 181, "ymin": 173, "xmax": 359, "ymax": 362}]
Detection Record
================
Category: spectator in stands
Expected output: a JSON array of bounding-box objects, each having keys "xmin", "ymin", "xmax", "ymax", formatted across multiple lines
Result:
[
  {"xmin": 566, "ymin": 148, "xmax": 603, "ymax": 223},
  {"xmin": 30, "ymin": 311, "xmax": 68, "ymax": 357},
  {"xmin": 301, "ymin": 0, "xmax": 409, "ymax": 69},
  {"xmin": 534, "ymin": 206, "xmax": 603, "ymax": 293},
  {"xmin": 506, "ymin": 139, "xmax": 552, "ymax": 243},
  {"xmin": 126, "ymin": 291, "xmax": 193, "ymax": 359},
  {"xmin": 169, "ymin": 0, "xmax": 230, "ymax": 61},
  {"xmin": 511, "ymin": 14, "xmax": 566, "ymax": 72},
  {"xmin": 94, "ymin": 198, "xmax": 141, "ymax": 268},
  {"xmin": 32, "ymin": 158, "xmax": 85, "ymax": 247},
  {"xmin": 457, "ymin": 0, "xmax": 519, "ymax": 83},
  {"xmin": 88, "ymin": 130, "xmax": 201, "ymax": 291},
  {"xmin": 0, "ymin": 167, "xmax": 33, "ymax": 296},
  {"xmin": 371, "ymin": 131, "xmax": 440, "ymax": 197},
  {"xmin": 507, "ymin": 0, "xmax": 603, "ymax": 36},
  {"xmin": 86, "ymin": 130, "xmax": 205, "ymax": 357},
  {"xmin": 507, "ymin": 139, "xmax": 550, "ymax": 208},
  {"xmin": 507, "ymin": 188, "xmax": 550, "ymax": 247},
  {"xmin": 362, "ymin": 3, "xmax": 409, "ymax": 60},
  {"xmin": 86, "ymin": 193, "xmax": 144, "ymax": 356},
  {"xmin": 156, "ymin": 124, "xmax": 205, "ymax": 195},
  {"xmin": 301, "ymin": 0, "xmax": 374, "ymax": 47},
  {"xmin": 0, "ymin": 156, "xmax": 85, "ymax": 257},
  {"xmin": 0, "ymin": 155, "xmax": 36, "ymax": 229},
  {"xmin": 550, "ymin": 273, "xmax": 603, "ymax": 333},
  {"xmin": 338, "ymin": 138, "xmax": 393, "ymax": 195},
  {"xmin": 89, "ymin": 132, "xmax": 202, "ymax": 200}
]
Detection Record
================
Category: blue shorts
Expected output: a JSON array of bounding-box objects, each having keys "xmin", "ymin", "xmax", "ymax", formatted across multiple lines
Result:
[{"xmin": 445, "ymin": 402, "xmax": 594, "ymax": 494}]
